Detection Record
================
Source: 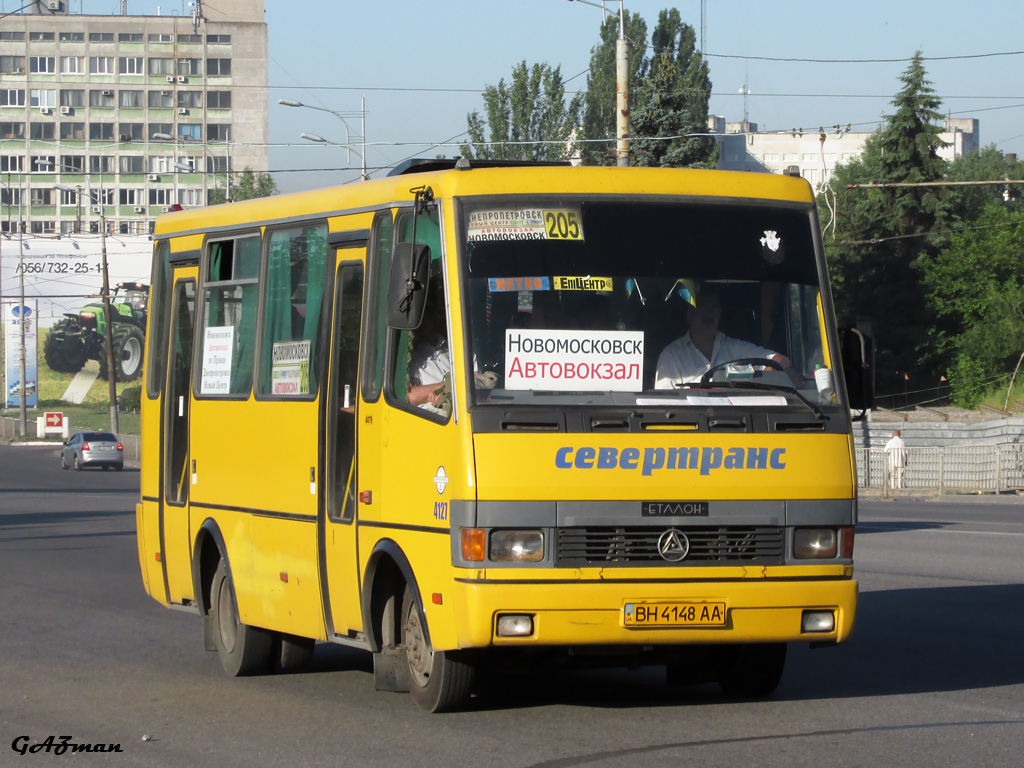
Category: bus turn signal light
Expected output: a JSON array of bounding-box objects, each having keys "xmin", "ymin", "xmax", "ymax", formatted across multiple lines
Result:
[{"xmin": 461, "ymin": 529, "xmax": 486, "ymax": 562}]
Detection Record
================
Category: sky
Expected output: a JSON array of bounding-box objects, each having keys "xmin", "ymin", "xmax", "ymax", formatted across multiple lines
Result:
[{"xmin": 15, "ymin": 1, "xmax": 1024, "ymax": 193}]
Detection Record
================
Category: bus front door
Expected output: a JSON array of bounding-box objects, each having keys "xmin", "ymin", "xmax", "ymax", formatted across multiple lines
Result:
[
  {"xmin": 322, "ymin": 260, "xmax": 364, "ymax": 640},
  {"xmin": 161, "ymin": 272, "xmax": 196, "ymax": 604}
]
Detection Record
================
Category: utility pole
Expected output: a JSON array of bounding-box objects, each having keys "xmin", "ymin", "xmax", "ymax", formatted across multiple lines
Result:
[
  {"xmin": 614, "ymin": 1, "xmax": 629, "ymax": 167},
  {"xmin": 99, "ymin": 212, "xmax": 119, "ymax": 435}
]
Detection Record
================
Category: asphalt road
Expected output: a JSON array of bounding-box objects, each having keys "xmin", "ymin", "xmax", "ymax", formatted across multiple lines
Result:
[{"xmin": 2, "ymin": 442, "xmax": 1023, "ymax": 767}]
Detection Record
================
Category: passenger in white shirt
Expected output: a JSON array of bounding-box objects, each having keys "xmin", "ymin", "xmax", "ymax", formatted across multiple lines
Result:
[{"xmin": 655, "ymin": 287, "xmax": 799, "ymax": 389}]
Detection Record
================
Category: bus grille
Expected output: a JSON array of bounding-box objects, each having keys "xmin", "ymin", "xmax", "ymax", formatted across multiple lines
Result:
[{"xmin": 556, "ymin": 526, "xmax": 784, "ymax": 566}]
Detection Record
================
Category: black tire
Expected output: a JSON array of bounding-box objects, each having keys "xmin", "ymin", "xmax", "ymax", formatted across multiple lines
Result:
[
  {"xmin": 43, "ymin": 321, "xmax": 89, "ymax": 374},
  {"xmin": 60, "ymin": 453, "xmax": 68, "ymax": 470},
  {"xmin": 98, "ymin": 325, "xmax": 145, "ymax": 382},
  {"xmin": 401, "ymin": 586, "xmax": 474, "ymax": 712},
  {"xmin": 715, "ymin": 643, "xmax": 787, "ymax": 698},
  {"xmin": 210, "ymin": 559, "xmax": 272, "ymax": 677},
  {"xmin": 73, "ymin": 454, "xmax": 82, "ymax": 471},
  {"xmin": 273, "ymin": 633, "xmax": 315, "ymax": 673}
]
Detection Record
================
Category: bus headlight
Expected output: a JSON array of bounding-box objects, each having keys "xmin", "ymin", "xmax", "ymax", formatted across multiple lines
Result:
[
  {"xmin": 793, "ymin": 528, "xmax": 838, "ymax": 559},
  {"xmin": 490, "ymin": 530, "xmax": 544, "ymax": 562}
]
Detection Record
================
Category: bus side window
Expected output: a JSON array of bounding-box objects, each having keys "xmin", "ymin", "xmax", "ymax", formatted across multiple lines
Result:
[{"xmin": 258, "ymin": 223, "xmax": 328, "ymax": 397}]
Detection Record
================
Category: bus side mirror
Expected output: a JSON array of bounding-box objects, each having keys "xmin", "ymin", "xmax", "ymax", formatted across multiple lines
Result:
[
  {"xmin": 385, "ymin": 242, "xmax": 431, "ymax": 330},
  {"xmin": 840, "ymin": 327, "xmax": 874, "ymax": 412}
]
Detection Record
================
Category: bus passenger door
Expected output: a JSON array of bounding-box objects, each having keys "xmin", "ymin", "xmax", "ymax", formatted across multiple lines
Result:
[
  {"xmin": 162, "ymin": 271, "xmax": 196, "ymax": 604},
  {"xmin": 322, "ymin": 260, "xmax": 364, "ymax": 639}
]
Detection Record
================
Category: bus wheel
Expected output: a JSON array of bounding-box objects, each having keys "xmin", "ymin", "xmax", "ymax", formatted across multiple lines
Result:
[
  {"xmin": 210, "ymin": 559, "xmax": 272, "ymax": 676},
  {"xmin": 715, "ymin": 643, "xmax": 787, "ymax": 698},
  {"xmin": 401, "ymin": 586, "xmax": 474, "ymax": 712}
]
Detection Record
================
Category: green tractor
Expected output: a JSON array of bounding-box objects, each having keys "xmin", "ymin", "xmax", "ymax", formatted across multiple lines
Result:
[{"xmin": 44, "ymin": 281, "xmax": 149, "ymax": 382}]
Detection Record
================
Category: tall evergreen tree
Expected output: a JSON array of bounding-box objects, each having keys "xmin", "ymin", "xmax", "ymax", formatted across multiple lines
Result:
[
  {"xmin": 461, "ymin": 61, "xmax": 581, "ymax": 162},
  {"xmin": 630, "ymin": 9, "xmax": 716, "ymax": 169},
  {"xmin": 824, "ymin": 52, "xmax": 950, "ymax": 389},
  {"xmin": 580, "ymin": 11, "xmax": 648, "ymax": 166}
]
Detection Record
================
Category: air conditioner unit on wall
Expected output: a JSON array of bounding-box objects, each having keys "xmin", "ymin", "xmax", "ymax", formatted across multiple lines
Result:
[
  {"xmin": 161, "ymin": 206, "xmax": 170, "ymax": 212},
  {"xmin": 59, "ymin": 106, "xmax": 70, "ymax": 115},
  {"xmin": 147, "ymin": 174, "xmax": 159, "ymax": 181},
  {"xmin": 166, "ymin": 76, "xmax": 175, "ymax": 83},
  {"xmin": 177, "ymin": 76, "xmax": 187, "ymax": 83},
  {"xmin": 39, "ymin": 107, "xmax": 52, "ymax": 115},
  {"xmin": 177, "ymin": 107, "xmax": 188, "ymax": 115},
  {"xmin": 101, "ymin": 90, "xmax": 113, "ymax": 97},
  {"xmin": 47, "ymin": 1, "xmax": 61, "ymax": 10},
  {"xmin": 133, "ymin": 206, "xmax": 144, "ymax": 213}
]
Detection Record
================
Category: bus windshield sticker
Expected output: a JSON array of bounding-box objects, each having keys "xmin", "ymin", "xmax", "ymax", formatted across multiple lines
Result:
[
  {"xmin": 200, "ymin": 326, "xmax": 234, "ymax": 395},
  {"xmin": 468, "ymin": 208, "xmax": 583, "ymax": 242},
  {"xmin": 505, "ymin": 328, "xmax": 644, "ymax": 392},
  {"xmin": 487, "ymin": 276, "xmax": 551, "ymax": 292},
  {"xmin": 271, "ymin": 339, "xmax": 310, "ymax": 396},
  {"xmin": 552, "ymin": 275, "xmax": 613, "ymax": 292}
]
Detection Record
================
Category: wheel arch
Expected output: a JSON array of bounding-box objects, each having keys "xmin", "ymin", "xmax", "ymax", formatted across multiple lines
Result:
[
  {"xmin": 361, "ymin": 538, "xmax": 428, "ymax": 653},
  {"xmin": 192, "ymin": 518, "xmax": 230, "ymax": 618}
]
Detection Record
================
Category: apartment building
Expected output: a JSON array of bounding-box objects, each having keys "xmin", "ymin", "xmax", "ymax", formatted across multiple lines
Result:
[
  {"xmin": 712, "ymin": 116, "xmax": 980, "ymax": 189},
  {"xmin": 0, "ymin": 0, "xmax": 267, "ymax": 237}
]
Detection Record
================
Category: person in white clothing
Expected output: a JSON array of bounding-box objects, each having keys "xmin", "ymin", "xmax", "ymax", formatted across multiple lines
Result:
[
  {"xmin": 655, "ymin": 287, "xmax": 800, "ymax": 389},
  {"xmin": 884, "ymin": 429, "xmax": 908, "ymax": 489}
]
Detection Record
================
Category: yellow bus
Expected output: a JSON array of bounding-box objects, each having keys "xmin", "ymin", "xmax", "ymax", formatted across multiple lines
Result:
[{"xmin": 136, "ymin": 160, "xmax": 868, "ymax": 712}]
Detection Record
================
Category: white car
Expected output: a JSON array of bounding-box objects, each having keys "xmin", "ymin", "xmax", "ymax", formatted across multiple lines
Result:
[{"xmin": 61, "ymin": 431, "xmax": 124, "ymax": 471}]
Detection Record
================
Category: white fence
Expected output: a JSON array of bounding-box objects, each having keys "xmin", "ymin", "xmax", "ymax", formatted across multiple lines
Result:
[{"xmin": 856, "ymin": 445, "xmax": 1024, "ymax": 494}]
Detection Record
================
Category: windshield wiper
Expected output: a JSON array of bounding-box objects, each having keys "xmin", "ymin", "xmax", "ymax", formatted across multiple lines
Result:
[{"xmin": 677, "ymin": 380, "xmax": 827, "ymax": 420}]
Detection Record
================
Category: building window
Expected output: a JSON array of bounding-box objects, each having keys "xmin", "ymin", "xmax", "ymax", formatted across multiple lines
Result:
[
  {"xmin": 148, "ymin": 58, "xmax": 174, "ymax": 76},
  {"xmin": 783, "ymin": 153, "xmax": 798, "ymax": 162},
  {"xmin": 177, "ymin": 91, "xmax": 203, "ymax": 108},
  {"xmin": 0, "ymin": 56, "xmax": 25, "ymax": 74},
  {"xmin": 207, "ymin": 124, "xmax": 230, "ymax": 142},
  {"xmin": 60, "ymin": 155, "xmax": 85, "ymax": 173},
  {"xmin": 802, "ymin": 153, "xmax": 817, "ymax": 162},
  {"xmin": 30, "ymin": 56, "xmax": 56, "ymax": 74},
  {"xmin": 119, "ymin": 123, "xmax": 144, "ymax": 141},
  {"xmin": 29, "ymin": 32, "xmax": 54, "ymax": 42},
  {"xmin": 30, "ymin": 188, "xmax": 55, "ymax": 206},
  {"xmin": 118, "ymin": 33, "xmax": 144, "ymax": 43},
  {"xmin": 89, "ymin": 188, "xmax": 115, "ymax": 206},
  {"xmin": 88, "ymin": 32, "xmax": 115, "ymax": 42},
  {"xmin": 177, "ymin": 188, "xmax": 204, "ymax": 207},
  {"xmin": 802, "ymin": 168, "xmax": 818, "ymax": 184},
  {"xmin": 29, "ymin": 89, "xmax": 56, "ymax": 108},
  {"xmin": 59, "ymin": 31, "xmax": 84, "ymax": 42},
  {"xmin": 60, "ymin": 220, "xmax": 78, "ymax": 234},
  {"xmin": 119, "ymin": 57, "xmax": 145, "ymax": 75},
  {"xmin": 30, "ymin": 123, "xmax": 55, "ymax": 141},
  {"xmin": 89, "ymin": 57, "xmax": 115, "ymax": 75},
  {"xmin": 842, "ymin": 152, "xmax": 858, "ymax": 161},
  {"xmin": 89, "ymin": 123, "xmax": 115, "ymax": 141},
  {"xmin": 148, "ymin": 33, "xmax": 173, "ymax": 43},
  {"xmin": 149, "ymin": 187, "xmax": 173, "ymax": 205},
  {"xmin": 119, "ymin": 188, "xmax": 144, "ymax": 205},
  {"xmin": 177, "ymin": 34, "xmax": 203, "ymax": 44},
  {"xmin": 177, "ymin": 124, "xmax": 202, "ymax": 142},
  {"xmin": 0, "ymin": 31, "xmax": 25, "ymax": 41},
  {"xmin": 31, "ymin": 220, "xmax": 56, "ymax": 234},
  {"xmin": 119, "ymin": 156, "xmax": 144, "ymax": 174},
  {"xmin": 60, "ymin": 123, "xmax": 86, "ymax": 141},
  {"xmin": 148, "ymin": 90, "xmax": 174, "ymax": 109},
  {"xmin": 148, "ymin": 122, "xmax": 172, "ymax": 139},
  {"xmin": 89, "ymin": 90, "xmax": 116, "ymax": 108},
  {"xmin": 0, "ymin": 156, "xmax": 25, "ymax": 173},
  {"xmin": 0, "ymin": 89, "xmax": 25, "ymax": 107},
  {"xmin": 206, "ymin": 59, "xmax": 231, "ymax": 76},
  {"xmin": 0, "ymin": 188, "xmax": 23, "ymax": 206},
  {"xmin": 207, "ymin": 155, "xmax": 230, "ymax": 173},
  {"xmin": 30, "ymin": 155, "xmax": 56, "ymax": 172},
  {"xmin": 119, "ymin": 90, "xmax": 144, "ymax": 109},
  {"xmin": 207, "ymin": 34, "xmax": 231, "ymax": 44},
  {"xmin": 207, "ymin": 91, "xmax": 231, "ymax": 109},
  {"xmin": 89, "ymin": 155, "xmax": 116, "ymax": 174},
  {"xmin": 0, "ymin": 123, "xmax": 25, "ymax": 140},
  {"xmin": 60, "ymin": 56, "xmax": 84, "ymax": 74},
  {"xmin": 177, "ymin": 58, "xmax": 202, "ymax": 76},
  {"xmin": 824, "ymin": 153, "xmax": 838, "ymax": 162},
  {"xmin": 59, "ymin": 89, "xmax": 85, "ymax": 108},
  {"xmin": 58, "ymin": 188, "xmax": 79, "ymax": 206}
]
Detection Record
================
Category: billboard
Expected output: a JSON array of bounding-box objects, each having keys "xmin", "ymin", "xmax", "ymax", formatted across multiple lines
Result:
[
  {"xmin": 0, "ymin": 234, "xmax": 152, "ymax": 328},
  {"xmin": 4, "ymin": 300, "xmax": 38, "ymax": 408}
]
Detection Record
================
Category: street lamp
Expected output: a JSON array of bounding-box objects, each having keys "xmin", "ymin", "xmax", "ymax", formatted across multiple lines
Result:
[
  {"xmin": 282, "ymin": 97, "xmax": 368, "ymax": 180},
  {"xmin": 566, "ymin": 0, "xmax": 629, "ymax": 166}
]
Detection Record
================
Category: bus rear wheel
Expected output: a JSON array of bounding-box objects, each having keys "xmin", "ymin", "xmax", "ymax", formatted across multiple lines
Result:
[
  {"xmin": 210, "ymin": 559, "xmax": 272, "ymax": 676},
  {"xmin": 401, "ymin": 586, "xmax": 474, "ymax": 712},
  {"xmin": 715, "ymin": 642, "xmax": 787, "ymax": 698}
]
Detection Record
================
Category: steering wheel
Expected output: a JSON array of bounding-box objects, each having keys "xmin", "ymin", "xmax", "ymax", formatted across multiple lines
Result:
[{"xmin": 700, "ymin": 357, "xmax": 784, "ymax": 384}]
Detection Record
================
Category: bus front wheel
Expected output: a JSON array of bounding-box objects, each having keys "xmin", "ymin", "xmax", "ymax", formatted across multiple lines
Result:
[
  {"xmin": 715, "ymin": 642, "xmax": 787, "ymax": 698},
  {"xmin": 401, "ymin": 586, "xmax": 474, "ymax": 712},
  {"xmin": 210, "ymin": 559, "xmax": 272, "ymax": 676}
]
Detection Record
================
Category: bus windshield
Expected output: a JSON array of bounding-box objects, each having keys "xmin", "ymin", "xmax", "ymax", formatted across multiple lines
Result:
[{"xmin": 460, "ymin": 197, "xmax": 836, "ymax": 409}]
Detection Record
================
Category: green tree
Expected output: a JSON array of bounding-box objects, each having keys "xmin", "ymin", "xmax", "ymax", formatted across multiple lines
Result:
[
  {"xmin": 822, "ymin": 52, "xmax": 950, "ymax": 390},
  {"xmin": 580, "ymin": 10, "xmax": 648, "ymax": 166},
  {"xmin": 210, "ymin": 167, "xmax": 278, "ymax": 204},
  {"xmin": 461, "ymin": 61, "xmax": 582, "ymax": 162},
  {"xmin": 630, "ymin": 9, "xmax": 716, "ymax": 169}
]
